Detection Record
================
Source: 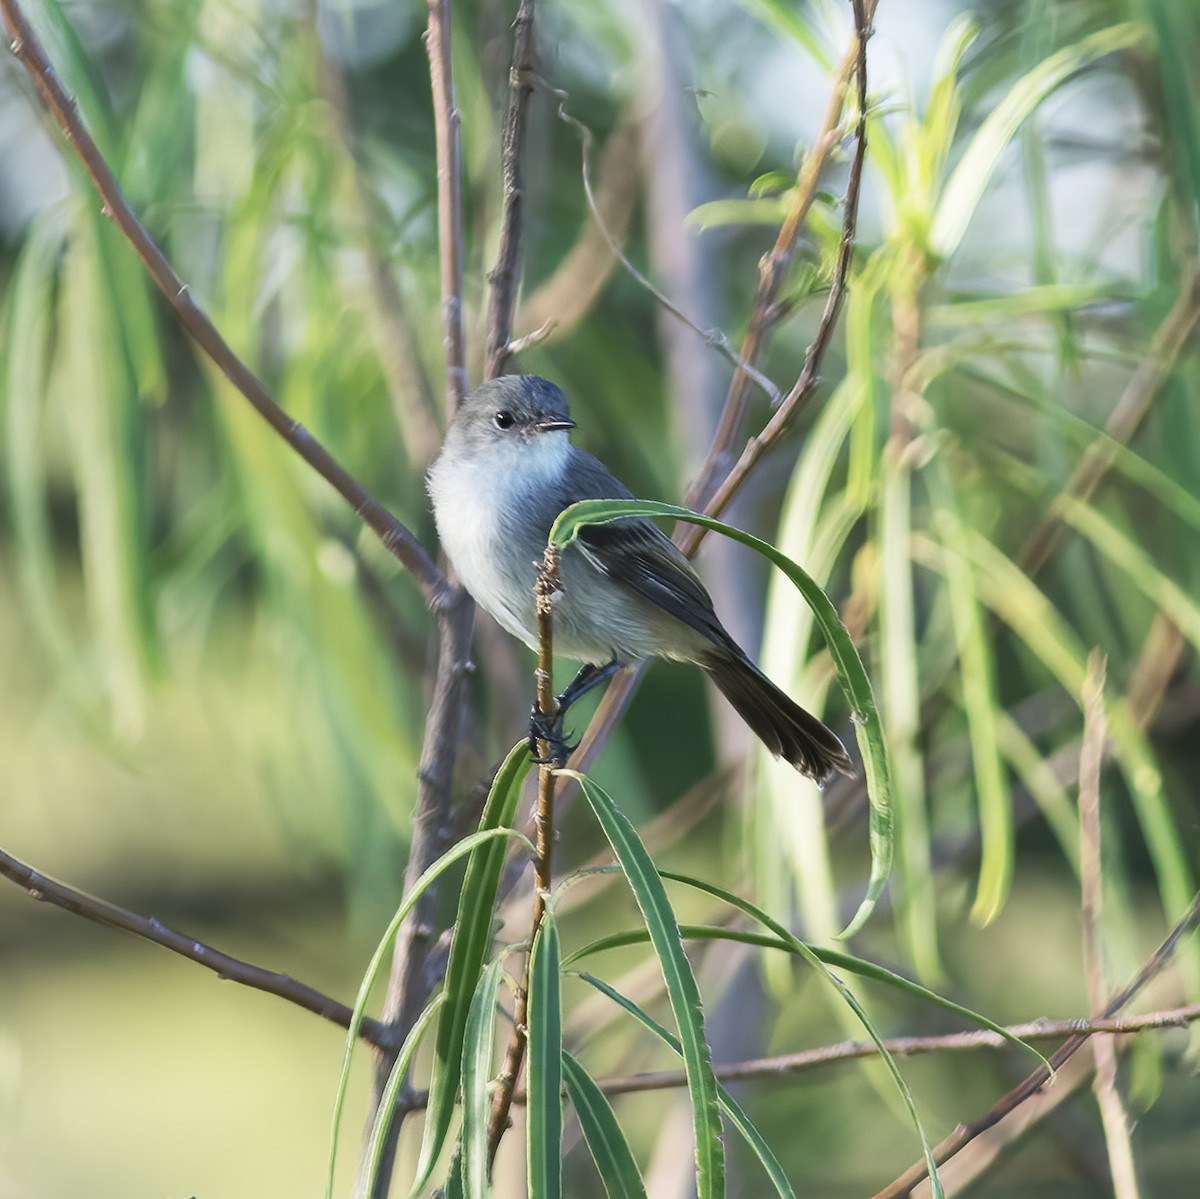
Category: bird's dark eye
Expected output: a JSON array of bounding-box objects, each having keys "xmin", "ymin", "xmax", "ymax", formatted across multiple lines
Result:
[{"xmin": 493, "ymin": 410, "xmax": 514, "ymax": 429}]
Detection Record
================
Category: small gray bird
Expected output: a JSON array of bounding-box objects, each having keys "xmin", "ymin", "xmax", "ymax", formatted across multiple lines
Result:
[{"xmin": 427, "ymin": 375, "xmax": 851, "ymax": 783}]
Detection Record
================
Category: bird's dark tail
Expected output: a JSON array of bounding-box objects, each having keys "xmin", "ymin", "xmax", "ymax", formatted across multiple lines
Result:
[{"xmin": 702, "ymin": 649, "xmax": 852, "ymax": 785}]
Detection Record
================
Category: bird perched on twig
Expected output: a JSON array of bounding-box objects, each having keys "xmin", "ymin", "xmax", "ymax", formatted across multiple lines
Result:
[{"xmin": 428, "ymin": 374, "xmax": 851, "ymax": 783}]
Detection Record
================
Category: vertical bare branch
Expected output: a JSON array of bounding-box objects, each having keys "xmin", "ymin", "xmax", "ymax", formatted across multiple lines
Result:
[
  {"xmin": 685, "ymin": 15, "xmax": 870, "ymax": 509},
  {"xmin": 485, "ymin": 0, "xmax": 538, "ymax": 380},
  {"xmin": 361, "ymin": 3, "xmax": 477, "ymax": 1193},
  {"xmin": 1080, "ymin": 654, "xmax": 1142, "ymax": 1199},
  {"xmin": 426, "ymin": 0, "xmax": 469, "ymax": 410},
  {"xmin": 488, "ymin": 545, "xmax": 561, "ymax": 1163}
]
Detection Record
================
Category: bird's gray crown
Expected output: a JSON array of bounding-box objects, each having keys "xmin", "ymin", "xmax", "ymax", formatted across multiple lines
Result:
[{"xmin": 450, "ymin": 375, "xmax": 573, "ymax": 444}]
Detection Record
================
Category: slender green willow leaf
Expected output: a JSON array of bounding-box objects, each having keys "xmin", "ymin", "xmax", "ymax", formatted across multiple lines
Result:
[
  {"xmin": 758, "ymin": 376, "xmax": 866, "ymax": 950},
  {"xmin": 931, "ymin": 23, "xmax": 1146, "ymax": 257},
  {"xmin": 654, "ymin": 875, "xmax": 1045, "ymax": 1067},
  {"xmin": 926, "ymin": 466, "xmax": 1011, "ymax": 926},
  {"xmin": 917, "ymin": 531, "xmax": 1198, "ymax": 992},
  {"xmin": 3, "ymin": 214, "xmax": 77, "ymax": 678},
  {"xmin": 550, "ymin": 500, "xmax": 892, "ymax": 937},
  {"xmin": 588, "ymin": 876, "xmax": 941, "ymax": 1196},
  {"xmin": 326, "ymin": 819, "xmax": 534, "ymax": 1198},
  {"xmin": 993, "ymin": 712, "xmax": 1080, "ymax": 866},
  {"xmin": 413, "ymin": 742, "xmax": 535, "ymax": 1195},
  {"xmin": 563, "ymin": 771, "xmax": 725, "ymax": 1199},
  {"xmin": 1053, "ymin": 494, "xmax": 1200, "ymax": 653},
  {"xmin": 527, "ymin": 912, "xmax": 563, "ymax": 1199},
  {"xmin": 360, "ymin": 995, "xmax": 445, "ymax": 1198},
  {"xmin": 879, "ymin": 460, "xmax": 939, "ymax": 974},
  {"xmin": 562, "ymin": 1052, "xmax": 649, "ymax": 1199},
  {"xmin": 576, "ymin": 974, "xmax": 798, "ymax": 1199},
  {"xmin": 462, "ymin": 960, "xmax": 504, "ymax": 1199}
]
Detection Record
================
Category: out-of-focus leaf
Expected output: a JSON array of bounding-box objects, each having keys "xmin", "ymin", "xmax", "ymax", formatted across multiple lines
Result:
[
  {"xmin": 932, "ymin": 23, "xmax": 1147, "ymax": 258},
  {"xmin": 686, "ymin": 197, "xmax": 791, "ymax": 231}
]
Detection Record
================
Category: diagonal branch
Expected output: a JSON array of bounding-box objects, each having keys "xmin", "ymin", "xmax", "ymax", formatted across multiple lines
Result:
[
  {"xmin": 535, "ymin": 1003, "xmax": 1200, "ymax": 1098},
  {"xmin": 0, "ymin": 845, "xmax": 398, "ymax": 1050},
  {"xmin": 687, "ymin": 2, "xmax": 876, "ymax": 509},
  {"xmin": 870, "ymin": 887, "xmax": 1200, "ymax": 1198},
  {"xmin": 0, "ymin": 0, "xmax": 450, "ymax": 608},
  {"xmin": 1017, "ymin": 264, "xmax": 1200, "ymax": 580}
]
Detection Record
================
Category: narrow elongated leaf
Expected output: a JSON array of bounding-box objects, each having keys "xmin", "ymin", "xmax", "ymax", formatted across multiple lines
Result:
[
  {"xmin": 550, "ymin": 500, "xmax": 892, "ymax": 936},
  {"xmin": 931, "ymin": 23, "xmax": 1146, "ymax": 257},
  {"xmin": 564, "ymin": 916, "xmax": 1045, "ymax": 1065},
  {"xmin": 564, "ymin": 771, "xmax": 725, "ymax": 1199},
  {"xmin": 586, "ymin": 876, "xmax": 944, "ymax": 1196},
  {"xmin": 413, "ymin": 742, "xmax": 535, "ymax": 1195},
  {"xmin": 527, "ymin": 912, "xmax": 563, "ymax": 1199},
  {"xmin": 576, "ymin": 975, "xmax": 796, "ymax": 1199},
  {"xmin": 360, "ymin": 995, "xmax": 446, "ymax": 1198},
  {"xmin": 562, "ymin": 1052, "xmax": 648, "ymax": 1199},
  {"xmin": 926, "ymin": 466, "xmax": 1011, "ymax": 926},
  {"xmin": 879, "ymin": 460, "xmax": 938, "ymax": 973},
  {"xmin": 462, "ymin": 961, "xmax": 504, "ymax": 1199},
  {"xmin": 326, "ymin": 816, "xmax": 534, "ymax": 1198}
]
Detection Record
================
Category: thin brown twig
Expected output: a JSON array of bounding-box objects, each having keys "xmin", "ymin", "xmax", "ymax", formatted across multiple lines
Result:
[
  {"xmin": 870, "ymin": 887, "xmax": 1200, "ymax": 1199},
  {"xmin": 425, "ymin": 0, "xmax": 469, "ymax": 410},
  {"xmin": 677, "ymin": 0, "xmax": 872, "ymax": 557},
  {"xmin": 553, "ymin": 95, "xmax": 782, "ymax": 407},
  {"xmin": 524, "ymin": 0, "xmax": 874, "ymax": 797},
  {"xmin": 0, "ymin": 845, "xmax": 397, "ymax": 1051},
  {"xmin": 687, "ymin": 7, "xmax": 873, "ymax": 509},
  {"xmin": 0, "ymin": 0, "xmax": 450, "ymax": 608},
  {"xmin": 1080, "ymin": 653, "xmax": 1142, "ymax": 1199},
  {"xmin": 484, "ymin": 0, "xmax": 537, "ymax": 379},
  {"xmin": 488, "ymin": 545, "xmax": 562, "ymax": 1164},
  {"xmin": 515, "ymin": 118, "xmax": 641, "ymax": 346},
  {"xmin": 531, "ymin": 1003, "xmax": 1200, "ymax": 1099}
]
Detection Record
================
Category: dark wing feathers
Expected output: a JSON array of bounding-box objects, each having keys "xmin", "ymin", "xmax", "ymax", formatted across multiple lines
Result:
[{"xmin": 575, "ymin": 519, "xmax": 729, "ymax": 644}]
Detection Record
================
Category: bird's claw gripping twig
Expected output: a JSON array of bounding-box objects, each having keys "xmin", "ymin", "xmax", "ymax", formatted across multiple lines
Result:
[{"xmin": 528, "ymin": 705, "xmax": 577, "ymax": 767}]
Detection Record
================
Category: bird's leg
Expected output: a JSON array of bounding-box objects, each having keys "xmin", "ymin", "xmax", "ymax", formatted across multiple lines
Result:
[{"xmin": 528, "ymin": 658, "xmax": 622, "ymax": 766}]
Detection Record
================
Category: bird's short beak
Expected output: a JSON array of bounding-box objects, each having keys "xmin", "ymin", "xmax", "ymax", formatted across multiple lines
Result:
[{"xmin": 535, "ymin": 418, "xmax": 576, "ymax": 433}]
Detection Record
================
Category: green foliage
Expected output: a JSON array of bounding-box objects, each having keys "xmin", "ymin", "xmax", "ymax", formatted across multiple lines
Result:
[{"xmin": 4, "ymin": 0, "xmax": 1200, "ymax": 1195}]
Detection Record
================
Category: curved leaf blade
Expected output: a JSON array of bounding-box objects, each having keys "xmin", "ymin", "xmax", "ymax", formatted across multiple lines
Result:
[
  {"xmin": 576, "ymin": 975, "xmax": 795, "ymax": 1199},
  {"xmin": 413, "ymin": 741, "xmax": 535, "ymax": 1195},
  {"xmin": 527, "ymin": 911, "xmax": 563, "ymax": 1199},
  {"xmin": 562, "ymin": 1052, "xmax": 649, "ymax": 1199},
  {"xmin": 564, "ymin": 770, "xmax": 725, "ymax": 1199},
  {"xmin": 550, "ymin": 499, "xmax": 892, "ymax": 937},
  {"xmin": 462, "ymin": 960, "xmax": 504, "ymax": 1199}
]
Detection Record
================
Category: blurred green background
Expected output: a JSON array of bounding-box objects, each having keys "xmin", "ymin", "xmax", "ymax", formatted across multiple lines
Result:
[{"xmin": 2, "ymin": 0, "xmax": 1200, "ymax": 1194}]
